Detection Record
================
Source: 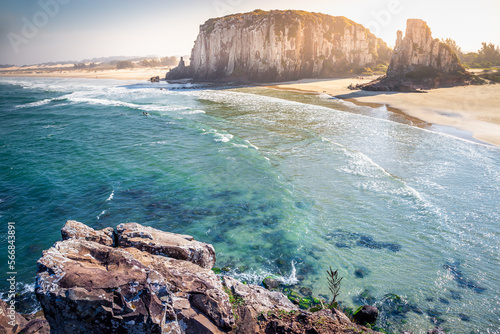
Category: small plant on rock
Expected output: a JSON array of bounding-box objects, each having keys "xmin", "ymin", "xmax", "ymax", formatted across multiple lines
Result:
[{"xmin": 327, "ymin": 266, "xmax": 343, "ymax": 309}]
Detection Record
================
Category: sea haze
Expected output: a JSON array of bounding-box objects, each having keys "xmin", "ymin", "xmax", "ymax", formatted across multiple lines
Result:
[{"xmin": 0, "ymin": 77, "xmax": 499, "ymax": 333}]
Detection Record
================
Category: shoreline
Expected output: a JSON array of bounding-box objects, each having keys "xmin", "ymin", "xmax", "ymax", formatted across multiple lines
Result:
[
  {"xmin": 3, "ymin": 71, "xmax": 500, "ymax": 147},
  {"xmin": 266, "ymin": 78, "xmax": 500, "ymax": 148},
  {"xmin": 0, "ymin": 68, "xmax": 167, "ymax": 81}
]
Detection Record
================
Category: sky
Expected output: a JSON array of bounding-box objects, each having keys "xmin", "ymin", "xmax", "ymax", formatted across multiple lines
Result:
[{"xmin": 1, "ymin": 0, "xmax": 499, "ymax": 65}]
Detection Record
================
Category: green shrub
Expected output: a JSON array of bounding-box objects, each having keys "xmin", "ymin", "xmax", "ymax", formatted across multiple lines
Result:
[{"xmin": 116, "ymin": 61, "xmax": 134, "ymax": 69}]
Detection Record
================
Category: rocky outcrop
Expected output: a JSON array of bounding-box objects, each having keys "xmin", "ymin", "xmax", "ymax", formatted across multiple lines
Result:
[
  {"xmin": 35, "ymin": 221, "xmax": 383, "ymax": 333},
  {"xmin": 165, "ymin": 57, "xmax": 189, "ymax": 80},
  {"xmin": 167, "ymin": 10, "xmax": 391, "ymax": 82},
  {"xmin": 387, "ymin": 19, "xmax": 464, "ymax": 78},
  {"xmin": 360, "ymin": 19, "xmax": 472, "ymax": 91},
  {"xmin": 116, "ymin": 222, "xmax": 216, "ymax": 269},
  {"xmin": 36, "ymin": 221, "xmax": 232, "ymax": 334},
  {"xmin": 61, "ymin": 220, "xmax": 114, "ymax": 246}
]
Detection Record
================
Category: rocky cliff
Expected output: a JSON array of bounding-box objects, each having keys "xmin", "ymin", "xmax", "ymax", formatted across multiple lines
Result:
[
  {"xmin": 387, "ymin": 19, "xmax": 465, "ymax": 79},
  {"xmin": 28, "ymin": 220, "xmax": 384, "ymax": 334},
  {"xmin": 167, "ymin": 9, "xmax": 391, "ymax": 82},
  {"xmin": 360, "ymin": 19, "xmax": 472, "ymax": 91}
]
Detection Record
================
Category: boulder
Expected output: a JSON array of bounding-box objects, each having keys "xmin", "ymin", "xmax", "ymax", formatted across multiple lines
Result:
[
  {"xmin": 223, "ymin": 276, "xmax": 296, "ymax": 318},
  {"xmin": 0, "ymin": 300, "xmax": 50, "ymax": 334},
  {"xmin": 253, "ymin": 308, "xmax": 378, "ymax": 334},
  {"xmin": 353, "ymin": 305, "xmax": 379, "ymax": 325},
  {"xmin": 61, "ymin": 220, "xmax": 114, "ymax": 246},
  {"xmin": 116, "ymin": 222, "xmax": 216, "ymax": 269},
  {"xmin": 427, "ymin": 327, "xmax": 446, "ymax": 334},
  {"xmin": 262, "ymin": 276, "xmax": 284, "ymax": 290},
  {"xmin": 18, "ymin": 318, "xmax": 50, "ymax": 334},
  {"xmin": 36, "ymin": 223, "xmax": 232, "ymax": 334},
  {"xmin": 0, "ymin": 299, "xmax": 27, "ymax": 334}
]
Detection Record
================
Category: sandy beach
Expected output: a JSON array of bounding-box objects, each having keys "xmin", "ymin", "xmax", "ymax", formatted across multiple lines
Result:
[
  {"xmin": 269, "ymin": 78, "xmax": 500, "ymax": 147},
  {"xmin": 0, "ymin": 67, "xmax": 168, "ymax": 81}
]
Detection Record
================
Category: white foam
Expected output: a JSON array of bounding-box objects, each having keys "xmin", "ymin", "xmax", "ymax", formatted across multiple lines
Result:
[
  {"xmin": 227, "ymin": 261, "xmax": 299, "ymax": 286},
  {"xmin": 215, "ymin": 133, "xmax": 233, "ymax": 143},
  {"xmin": 106, "ymin": 190, "xmax": 114, "ymax": 202},
  {"xmin": 283, "ymin": 260, "xmax": 299, "ymax": 285},
  {"xmin": 232, "ymin": 143, "xmax": 249, "ymax": 148},
  {"xmin": 15, "ymin": 98, "xmax": 53, "ymax": 109},
  {"xmin": 65, "ymin": 95, "xmax": 187, "ymax": 113},
  {"xmin": 181, "ymin": 109, "xmax": 206, "ymax": 115},
  {"xmin": 204, "ymin": 129, "xmax": 234, "ymax": 143},
  {"xmin": 245, "ymin": 140, "xmax": 259, "ymax": 150},
  {"xmin": 97, "ymin": 210, "xmax": 106, "ymax": 220}
]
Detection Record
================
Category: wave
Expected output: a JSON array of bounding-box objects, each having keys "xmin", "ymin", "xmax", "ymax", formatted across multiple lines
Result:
[
  {"xmin": 203, "ymin": 129, "xmax": 234, "ymax": 143},
  {"xmin": 180, "ymin": 109, "xmax": 206, "ymax": 115},
  {"xmin": 64, "ymin": 95, "xmax": 191, "ymax": 114},
  {"xmin": 15, "ymin": 98, "xmax": 54, "ymax": 109}
]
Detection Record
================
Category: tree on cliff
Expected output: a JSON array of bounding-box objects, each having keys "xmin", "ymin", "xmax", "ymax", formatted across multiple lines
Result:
[
  {"xmin": 478, "ymin": 42, "xmax": 500, "ymax": 66},
  {"xmin": 441, "ymin": 38, "xmax": 464, "ymax": 61},
  {"xmin": 443, "ymin": 39, "xmax": 500, "ymax": 68}
]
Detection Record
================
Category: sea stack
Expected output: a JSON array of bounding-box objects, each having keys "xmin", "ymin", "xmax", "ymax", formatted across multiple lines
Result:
[
  {"xmin": 387, "ymin": 19, "xmax": 465, "ymax": 79},
  {"xmin": 361, "ymin": 19, "xmax": 471, "ymax": 91},
  {"xmin": 166, "ymin": 9, "xmax": 391, "ymax": 82}
]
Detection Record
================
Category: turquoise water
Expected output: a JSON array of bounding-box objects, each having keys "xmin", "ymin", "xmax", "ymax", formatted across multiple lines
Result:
[{"xmin": 0, "ymin": 77, "xmax": 499, "ymax": 333}]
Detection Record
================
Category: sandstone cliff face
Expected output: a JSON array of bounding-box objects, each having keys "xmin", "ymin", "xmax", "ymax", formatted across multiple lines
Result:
[
  {"xmin": 387, "ymin": 19, "xmax": 465, "ymax": 79},
  {"xmin": 167, "ymin": 10, "xmax": 391, "ymax": 82}
]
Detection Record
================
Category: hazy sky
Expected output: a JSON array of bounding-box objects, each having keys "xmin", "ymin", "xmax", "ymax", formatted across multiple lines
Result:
[{"xmin": 1, "ymin": 0, "xmax": 499, "ymax": 65}]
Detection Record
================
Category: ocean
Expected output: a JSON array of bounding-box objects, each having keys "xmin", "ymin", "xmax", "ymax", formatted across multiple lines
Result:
[{"xmin": 0, "ymin": 77, "xmax": 499, "ymax": 333}]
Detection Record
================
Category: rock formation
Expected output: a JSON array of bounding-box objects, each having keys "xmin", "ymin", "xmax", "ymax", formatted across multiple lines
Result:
[
  {"xmin": 36, "ymin": 221, "xmax": 232, "ymax": 333},
  {"xmin": 33, "ymin": 220, "xmax": 383, "ymax": 334},
  {"xmin": 387, "ymin": 19, "xmax": 465, "ymax": 78},
  {"xmin": 165, "ymin": 57, "xmax": 187, "ymax": 80},
  {"xmin": 360, "ymin": 19, "xmax": 473, "ymax": 91},
  {"xmin": 166, "ymin": 9, "xmax": 391, "ymax": 82},
  {"xmin": 0, "ymin": 299, "xmax": 50, "ymax": 334}
]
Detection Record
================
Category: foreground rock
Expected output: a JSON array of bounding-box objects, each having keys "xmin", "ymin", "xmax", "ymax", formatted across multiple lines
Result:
[
  {"xmin": 35, "ymin": 221, "xmax": 382, "ymax": 333},
  {"xmin": 167, "ymin": 9, "xmax": 391, "ymax": 82},
  {"xmin": 116, "ymin": 222, "xmax": 216, "ymax": 269},
  {"xmin": 61, "ymin": 219, "xmax": 114, "ymax": 246},
  {"xmin": 0, "ymin": 300, "xmax": 50, "ymax": 334},
  {"xmin": 359, "ymin": 19, "xmax": 476, "ymax": 91},
  {"xmin": 37, "ymin": 221, "xmax": 231, "ymax": 333}
]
